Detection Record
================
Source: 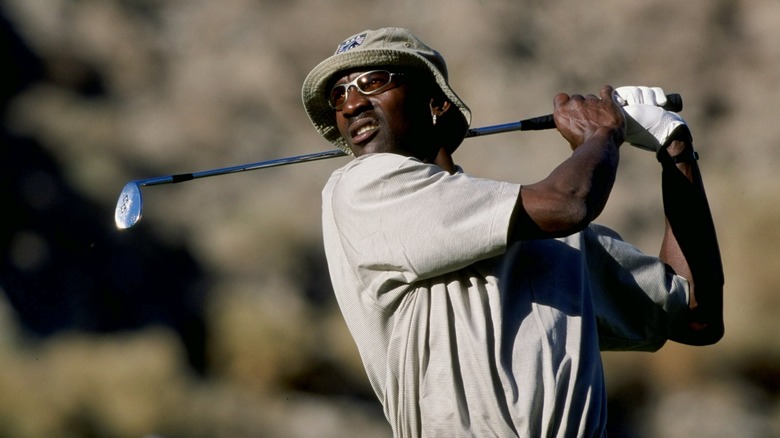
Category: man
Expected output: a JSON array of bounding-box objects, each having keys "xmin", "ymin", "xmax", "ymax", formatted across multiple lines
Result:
[{"xmin": 302, "ymin": 27, "xmax": 723, "ymax": 437}]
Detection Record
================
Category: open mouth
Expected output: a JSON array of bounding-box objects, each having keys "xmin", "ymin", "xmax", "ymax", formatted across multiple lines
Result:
[
  {"xmin": 349, "ymin": 118, "xmax": 379, "ymax": 144},
  {"xmin": 356, "ymin": 123, "xmax": 377, "ymax": 136}
]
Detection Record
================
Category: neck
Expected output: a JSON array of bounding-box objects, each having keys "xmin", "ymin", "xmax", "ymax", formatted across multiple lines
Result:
[{"xmin": 432, "ymin": 147, "xmax": 456, "ymax": 174}]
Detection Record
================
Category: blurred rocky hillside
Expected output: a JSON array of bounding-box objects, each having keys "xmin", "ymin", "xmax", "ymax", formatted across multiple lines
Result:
[{"xmin": 1, "ymin": 0, "xmax": 779, "ymax": 437}]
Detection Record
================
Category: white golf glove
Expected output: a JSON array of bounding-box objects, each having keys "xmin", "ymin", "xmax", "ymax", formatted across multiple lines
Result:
[
  {"xmin": 614, "ymin": 86, "xmax": 686, "ymax": 152},
  {"xmin": 614, "ymin": 86, "xmax": 669, "ymax": 107}
]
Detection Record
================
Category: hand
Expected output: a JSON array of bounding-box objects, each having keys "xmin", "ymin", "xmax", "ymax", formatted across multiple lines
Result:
[
  {"xmin": 553, "ymin": 85, "xmax": 626, "ymax": 149},
  {"xmin": 615, "ymin": 86, "xmax": 686, "ymax": 152}
]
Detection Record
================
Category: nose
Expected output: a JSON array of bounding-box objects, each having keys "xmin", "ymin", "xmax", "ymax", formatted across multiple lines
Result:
[{"xmin": 341, "ymin": 85, "xmax": 371, "ymax": 115}]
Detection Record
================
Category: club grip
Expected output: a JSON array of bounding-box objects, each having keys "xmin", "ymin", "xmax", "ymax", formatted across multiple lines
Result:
[
  {"xmin": 520, "ymin": 93, "xmax": 683, "ymax": 131},
  {"xmin": 663, "ymin": 93, "xmax": 683, "ymax": 112}
]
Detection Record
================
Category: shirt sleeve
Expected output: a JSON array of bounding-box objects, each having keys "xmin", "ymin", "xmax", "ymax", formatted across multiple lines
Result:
[
  {"xmin": 329, "ymin": 153, "xmax": 521, "ymax": 288},
  {"xmin": 582, "ymin": 224, "xmax": 691, "ymax": 351}
]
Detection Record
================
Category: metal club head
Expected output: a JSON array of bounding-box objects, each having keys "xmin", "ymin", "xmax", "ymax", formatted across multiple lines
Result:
[{"xmin": 115, "ymin": 181, "xmax": 143, "ymax": 230}]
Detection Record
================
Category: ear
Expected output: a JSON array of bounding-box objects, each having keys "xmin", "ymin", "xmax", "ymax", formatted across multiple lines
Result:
[{"xmin": 429, "ymin": 98, "xmax": 452, "ymax": 118}]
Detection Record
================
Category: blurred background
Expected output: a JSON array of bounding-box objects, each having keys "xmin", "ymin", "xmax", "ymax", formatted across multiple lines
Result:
[{"xmin": 1, "ymin": 0, "xmax": 779, "ymax": 437}]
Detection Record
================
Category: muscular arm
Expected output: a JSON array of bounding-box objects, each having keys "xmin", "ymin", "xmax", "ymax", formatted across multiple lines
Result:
[
  {"xmin": 510, "ymin": 85, "xmax": 625, "ymax": 240},
  {"xmin": 658, "ymin": 128, "xmax": 724, "ymax": 345}
]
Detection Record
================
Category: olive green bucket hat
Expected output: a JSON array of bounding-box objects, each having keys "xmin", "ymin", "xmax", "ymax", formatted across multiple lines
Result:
[{"xmin": 301, "ymin": 27, "xmax": 472, "ymax": 155}]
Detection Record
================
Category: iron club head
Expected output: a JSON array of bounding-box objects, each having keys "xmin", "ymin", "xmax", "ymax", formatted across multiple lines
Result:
[{"xmin": 115, "ymin": 181, "xmax": 143, "ymax": 230}]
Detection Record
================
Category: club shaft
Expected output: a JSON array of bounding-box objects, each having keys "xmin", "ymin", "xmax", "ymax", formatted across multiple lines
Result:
[
  {"xmin": 465, "ymin": 115, "xmax": 554, "ymax": 137},
  {"xmin": 138, "ymin": 149, "xmax": 347, "ymax": 187},
  {"xmin": 132, "ymin": 92, "xmax": 682, "ymax": 187},
  {"xmin": 135, "ymin": 115, "xmax": 553, "ymax": 187}
]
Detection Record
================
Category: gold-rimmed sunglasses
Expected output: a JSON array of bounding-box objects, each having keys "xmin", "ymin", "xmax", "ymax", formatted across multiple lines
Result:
[{"xmin": 328, "ymin": 70, "xmax": 405, "ymax": 110}]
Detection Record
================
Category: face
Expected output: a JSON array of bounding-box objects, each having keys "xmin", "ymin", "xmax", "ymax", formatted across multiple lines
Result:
[{"xmin": 331, "ymin": 69, "xmax": 435, "ymax": 159}]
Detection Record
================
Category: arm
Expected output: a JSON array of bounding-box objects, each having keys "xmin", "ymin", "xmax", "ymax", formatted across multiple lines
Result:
[
  {"xmin": 614, "ymin": 85, "xmax": 724, "ymax": 345},
  {"xmin": 658, "ymin": 128, "xmax": 724, "ymax": 345},
  {"xmin": 511, "ymin": 85, "xmax": 625, "ymax": 240}
]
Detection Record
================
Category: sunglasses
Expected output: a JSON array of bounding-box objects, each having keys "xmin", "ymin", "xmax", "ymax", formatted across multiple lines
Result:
[{"xmin": 328, "ymin": 70, "xmax": 405, "ymax": 110}]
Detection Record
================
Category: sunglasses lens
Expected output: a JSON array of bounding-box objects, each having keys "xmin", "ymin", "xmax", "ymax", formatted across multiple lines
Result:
[
  {"xmin": 357, "ymin": 71, "xmax": 392, "ymax": 93},
  {"xmin": 328, "ymin": 71, "xmax": 396, "ymax": 109},
  {"xmin": 329, "ymin": 87, "xmax": 347, "ymax": 108}
]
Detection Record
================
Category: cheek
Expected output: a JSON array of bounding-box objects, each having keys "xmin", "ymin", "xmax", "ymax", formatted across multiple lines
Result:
[
  {"xmin": 399, "ymin": 99, "xmax": 433, "ymax": 138},
  {"xmin": 403, "ymin": 90, "xmax": 433, "ymax": 124},
  {"xmin": 335, "ymin": 113, "xmax": 349, "ymax": 136},
  {"xmin": 386, "ymin": 93, "xmax": 427, "ymax": 132}
]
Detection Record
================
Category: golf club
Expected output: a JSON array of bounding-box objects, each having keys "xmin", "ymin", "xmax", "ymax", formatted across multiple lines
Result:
[{"xmin": 115, "ymin": 93, "xmax": 682, "ymax": 230}]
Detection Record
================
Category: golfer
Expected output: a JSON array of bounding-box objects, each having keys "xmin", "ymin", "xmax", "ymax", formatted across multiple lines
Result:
[{"xmin": 302, "ymin": 27, "xmax": 723, "ymax": 437}]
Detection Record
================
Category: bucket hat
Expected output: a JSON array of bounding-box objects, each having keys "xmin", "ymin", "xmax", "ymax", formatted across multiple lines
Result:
[{"xmin": 302, "ymin": 27, "xmax": 471, "ymax": 155}]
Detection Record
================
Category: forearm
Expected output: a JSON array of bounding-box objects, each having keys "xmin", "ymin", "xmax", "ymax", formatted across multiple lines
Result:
[
  {"xmin": 516, "ymin": 127, "xmax": 621, "ymax": 239},
  {"xmin": 659, "ymin": 130, "xmax": 724, "ymax": 345}
]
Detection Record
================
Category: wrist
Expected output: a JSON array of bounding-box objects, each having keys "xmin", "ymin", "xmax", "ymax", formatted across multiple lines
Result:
[
  {"xmin": 600, "ymin": 126, "xmax": 625, "ymax": 147},
  {"xmin": 669, "ymin": 145, "xmax": 699, "ymax": 164},
  {"xmin": 658, "ymin": 125, "xmax": 696, "ymax": 164},
  {"xmin": 666, "ymin": 138, "xmax": 697, "ymax": 160},
  {"xmin": 662, "ymin": 125, "xmax": 692, "ymax": 149}
]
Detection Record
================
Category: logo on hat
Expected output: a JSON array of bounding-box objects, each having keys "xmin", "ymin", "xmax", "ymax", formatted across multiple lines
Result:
[{"xmin": 334, "ymin": 33, "xmax": 366, "ymax": 55}]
